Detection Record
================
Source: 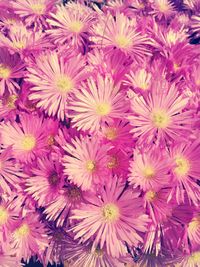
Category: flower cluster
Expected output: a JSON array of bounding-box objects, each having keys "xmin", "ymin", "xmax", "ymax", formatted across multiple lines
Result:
[{"xmin": 0, "ymin": 0, "xmax": 200, "ymax": 266}]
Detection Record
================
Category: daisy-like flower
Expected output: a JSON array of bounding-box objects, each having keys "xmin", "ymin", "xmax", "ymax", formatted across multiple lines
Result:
[
  {"xmin": 144, "ymin": 188, "xmax": 174, "ymax": 224},
  {"xmin": 91, "ymin": 12, "xmax": 152, "ymax": 61},
  {"xmin": 128, "ymin": 147, "xmax": 171, "ymax": 191},
  {"xmin": 0, "ymin": 147, "xmax": 24, "ymax": 194},
  {"xmin": 25, "ymin": 156, "xmax": 65, "ymax": 207},
  {"xmin": 10, "ymin": 213, "xmax": 48, "ymax": 262},
  {"xmin": 0, "ymin": 113, "xmax": 48, "ymax": 163},
  {"xmin": 106, "ymin": 148, "xmax": 130, "ymax": 177},
  {"xmin": 128, "ymin": 82, "xmax": 192, "ymax": 145},
  {"xmin": 12, "ymin": 0, "xmax": 57, "ymax": 29},
  {"xmin": 69, "ymin": 74, "xmax": 129, "ymax": 132},
  {"xmin": 100, "ymin": 119, "xmax": 133, "ymax": 152},
  {"xmin": 47, "ymin": 3, "xmax": 95, "ymax": 47},
  {"xmin": 168, "ymin": 141, "xmax": 200, "ymax": 205},
  {"xmin": 0, "ymin": 11, "xmax": 21, "ymax": 32},
  {"xmin": 149, "ymin": 0, "xmax": 176, "ymax": 20},
  {"xmin": 27, "ymin": 51, "xmax": 88, "ymax": 121},
  {"xmin": 124, "ymin": 67, "xmax": 152, "ymax": 92},
  {"xmin": 62, "ymin": 236, "xmax": 122, "ymax": 267},
  {"xmin": 0, "ymin": 195, "xmax": 19, "ymax": 243},
  {"xmin": 0, "ymin": 48, "xmax": 25, "ymax": 95},
  {"xmin": 0, "ymin": 24, "xmax": 51, "ymax": 57},
  {"xmin": 70, "ymin": 178, "xmax": 149, "ymax": 258},
  {"xmin": 63, "ymin": 136, "xmax": 110, "ymax": 191},
  {"xmin": 44, "ymin": 184, "xmax": 84, "ymax": 226}
]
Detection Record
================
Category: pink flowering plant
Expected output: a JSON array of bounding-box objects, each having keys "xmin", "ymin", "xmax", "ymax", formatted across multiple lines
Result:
[{"xmin": 0, "ymin": 0, "xmax": 200, "ymax": 266}]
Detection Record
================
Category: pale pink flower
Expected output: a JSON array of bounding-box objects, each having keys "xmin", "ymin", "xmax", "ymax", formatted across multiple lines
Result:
[
  {"xmin": 71, "ymin": 178, "xmax": 149, "ymax": 258},
  {"xmin": 168, "ymin": 141, "xmax": 200, "ymax": 205},
  {"xmin": 27, "ymin": 52, "xmax": 88, "ymax": 121},
  {"xmin": 12, "ymin": 0, "xmax": 57, "ymax": 29},
  {"xmin": 0, "ymin": 114, "xmax": 48, "ymax": 163},
  {"xmin": 47, "ymin": 3, "xmax": 95, "ymax": 47},
  {"xmin": 90, "ymin": 12, "xmax": 153, "ymax": 61},
  {"xmin": 129, "ymin": 147, "xmax": 171, "ymax": 191},
  {"xmin": 128, "ymin": 82, "xmax": 193, "ymax": 145},
  {"xmin": 69, "ymin": 75, "xmax": 129, "ymax": 132},
  {"xmin": 63, "ymin": 136, "xmax": 110, "ymax": 191}
]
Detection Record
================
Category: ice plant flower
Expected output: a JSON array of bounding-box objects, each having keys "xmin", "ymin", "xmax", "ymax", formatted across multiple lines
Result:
[
  {"xmin": 129, "ymin": 148, "xmax": 171, "ymax": 191},
  {"xmin": 128, "ymin": 82, "xmax": 192, "ymax": 144},
  {"xmin": 71, "ymin": 178, "xmax": 149, "ymax": 257},
  {"xmin": 25, "ymin": 156, "xmax": 65, "ymax": 206},
  {"xmin": 47, "ymin": 3, "xmax": 95, "ymax": 47},
  {"xmin": 27, "ymin": 52, "xmax": 87, "ymax": 120},
  {"xmin": 169, "ymin": 141, "xmax": 200, "ymax": 205},
  {"xmin": 63, "ymin": 136, "xmax": 110, "ymax": 190},
  {"xmin": 0, "ymin": 114, "xmax": 48, "ymax": 163},
  {"xmin": 69, "ymin": 74, "xmax": 129, "ymax": 132},
  {"xmin": 91, "ymin": 12, "xmax": 152, "ymax": 61},
  {"xmin": 0, "ymin": 48, "xmax": 25, "ymax": 95},
  {"xmin": 12, "ymin": 0, "xmax": 57, "ymax": 29}
]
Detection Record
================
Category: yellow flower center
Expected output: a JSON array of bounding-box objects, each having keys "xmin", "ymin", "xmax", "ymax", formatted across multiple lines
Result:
[
  {"xmin": 96, "ymin": 103, "xmax": 111, "ymax": 116},
  {"xmin": 115, "ymin": 34, "xmax": 132, "ymax": 49},
  {"xmin": 174, "ymin": 156, "xmax": 190, "ymax": 177},
  {"xmin": 32, "ymin": 4, "xmax": 45, "ymax": 15},
  {"xmin": 14, "ymin": 223, "xmax": 30, "ymax": 238},
  {"xmin": 6, "ymin": 95, "xmax": 17, "ymax": 109},
  {"xmin": 173, "ymin": 63, "xmax": 180, "ymax": 71},
  {"xmin": 146, "ymin": 190, "xmax": 157, "ymax": 202},
  {"xmin": 69, "ymin": 21, "xmax": 84, "ymax": 33},
  {"xmin": 49, "ymin": 173, "xmax": 59, "ymax": 186},
  {"xmin": 0, "ymin": 64, "xmax": 11, "ymax": 79},
  {"xmin": 143, "ymin": 166, "xmax": 155, "ymax": 179},
  {"xmin": 105, "ymin": 127, "xmax": 118, "ymax": 140},
  {"xmin": 56, "ymin": 75, "xmax": 74, "ymax": 94},
  {"xmin": 188, "ymin": 217, "xmax": 200, "ymax": 232},
  {"xmin": 166, "ymin": 31, "xmax": 177, "ymax": 44},
  {"xmin": 151, "ymin": 109, "xmax": 170, "ymax": 129},
  {"xmin": 21, "ymin": 134, "xmax": 36, "ymax": 151},
  {"xmin": 94, "ymin": 247, "xmax": 104, "ymax": 256},
  {"xmin": 158, "ymin": 1, "xmax": 170, "ymax": 12},
  {"xmin": 102, "ymin": 203, "xmax": 120, "ymax": 222},
  {"xmin": 0, "ymin": 206, "xmax": 9, "ymax": 225},
  {"xmin": 107, "ymin": 155, "xmax": 118, "ymax": 169},
  {"xmin": 188, "ymin": 251, "xmax": 200, "ymax": 264},
  {"xmin": 13, "ymin": 41, "xmax": 25, "ymax": 49},
  {"xmin": 86, "ymin": 160, "xmax": 96, "ymax": 172}
]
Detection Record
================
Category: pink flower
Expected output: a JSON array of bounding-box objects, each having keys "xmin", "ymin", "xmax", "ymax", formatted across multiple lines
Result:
[
  {"xmin": 128, "ymin": 147, "xmax": 171, "ymax": 191},
  {"xmin": 0, "ymin": 24, "xmax": 52, "ymax": 57},
  {"xmin": 47, "ymin": 3, "xmax": 95, "ymax": 47},
  {"xmin": 63, "ymin": 136, "xmax": 110, "ymax": 191},
  {"xmin": 70, "ymin": 178, "xmax": 149, "ymax": 257},
  {"xmin": 0, "ymin": 48, "xmax": 25, "ymax": 95},
  {"xmin": 9, "ymin": 213, "xmax": 48, "ymax": 262},
  {"xmin": 0, "ymin": 147, "xmax": 24, "ymax": 194},
  {"xmin": 0, "ymin": 93, "xmax": 18, "ymax": 121},
  {"xmin": 0, "ymin": 113, "xmax": 48, "ymax": 163},
  {"xmin": 44, "ymin": 185, "xmax": 84, "ymax": 227},
  {"xmin": 25, "ymin": 156, "xmax": 65, "ymax": 206},
  {"xmin": 90, "ymin": 12, "xmax": 153, "ymax": 61},
  {"xmin": 128, "ymin": 82, "xmax": 193, "ymax": 145},
  {"xmin": 12, "ymin": 0, "xmax": 57, "ymax": 29},
  {"xmin": 69, "ymin": 75, "xmax": 129, "ymax": 132},
  {"xmin": 168, "ymin": 141, "xmax": 200, "ymax": 205},
  {"xmin": 27, "ymin": 51, "xmax": 88, "ymax": 120}
]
